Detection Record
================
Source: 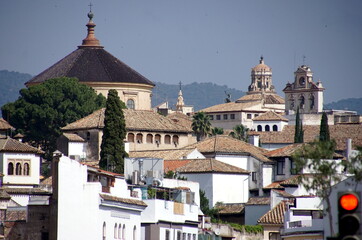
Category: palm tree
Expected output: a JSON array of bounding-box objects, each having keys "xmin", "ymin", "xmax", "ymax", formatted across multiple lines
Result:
[
  {"xmin": 211, "ymin": 127, "xmax": 224, "ymax": 136},
  {"xmin": 229, "ymin": 124, "xmax": 249, "ymax": 142},
  {"xmin": 192, "ymin": 112, "xmax": 211, "ymax": 141}
]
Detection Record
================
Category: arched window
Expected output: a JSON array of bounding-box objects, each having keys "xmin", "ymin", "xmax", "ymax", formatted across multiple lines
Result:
[
  {"xmin": 122, "ymin": 225, "xmax": 126, "ymax": 240},
  {"xmin": 309, "ymin": 94, "xmax": 315, "ymax": 109},
  {"xmin": 265, "ymin": 125, "xmax": 270, "ymax": 132},
  {"xmin": 257, "ymin": 125, "xmax": 262, "ymax": 132},
  {"xmin": 299, "ymin": 95, "xmax": 305, "ymax": 109},
  {"xmin": 273, "ymin": 125, "xmax": 278, "ymax": 131},
  {"xmin": 24, "ymin": 163, "xmax": 30, "ymax": 176},
  {"xmin": 114, "ymin": 223, "xmax": 118, "ymax": 239},
  {"xmin": 8, "ymin": 162, "xmax": 14, "ymax": 175},
  {"xmin": 127, "ymin": 99, "xmax": 135, "ymax": 109},
  {"xmin": 118, "ymin": 224, "xmax": 122, "ymax": 239},
  {"xmin": 133, "ymin": 226, "xmax": 137, "ymax": 240},
  {"xmin": 127, "ymin": 133, "xmax": 135, "ymax": 143},
  {"xmin": 136, "ymin": 133, "xmax": 143, "ymax": 144},
  {"xmin": 102, "ymin": 222, "xmax": 106, "ymax": 240},
  {"xmin": 146, "ymin": 134, "xmax": 153, "ymax": 144},
  {"xmin": 172, "ymin": 135, "xmax": 179, "ymax": 146},
  {"xmin": 16, "ymin": 163, "xmax": 22, "ymax": 175},
  {"xmin": 164, "ymin": 135, "xmax": 171, "ymax": 144},
  {"xmin": 155, "ymin": 134, "xmax": 161, "ymax": 145}
]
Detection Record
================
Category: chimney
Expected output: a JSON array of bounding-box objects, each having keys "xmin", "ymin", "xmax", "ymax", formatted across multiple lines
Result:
[
  {"xmin": 248, "ymin": 134, "xmax": 260, "ymax": 147},
  {"xmin": 346, "ymin": 139, "xmax": 352, "ymax": 161}
]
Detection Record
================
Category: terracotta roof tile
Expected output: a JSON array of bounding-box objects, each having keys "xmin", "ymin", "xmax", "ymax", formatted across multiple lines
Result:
[
  {"xmin": 272, "ymin": 189, "xmax": 295, "ymax": 198},
  {"xmin": 246, "ymin": 197, "xmax": 270, "ymax": 205},
  {"xmin": 62, "ymin": 108, "xmax": 191, "ymax": 133},
  {"xmin": 252, "ymin": 124, "xmax": 362, "ymax": 151},
  {"xmin": 199, "ymin": 101, "xmax": 260, "ymax": 113},
  {"xmin": 176, "ymin": 159, "xmax": 249, "ymax": 174},
  {"xmin": 129, "ymin": 148, "xmax": 198, "ymax": 160},
  {"xmin": 263, "ymin": 181, "xmax": 284, "ymax": 189},
  {"xmin": 100, "ymin": 194, "xmax": 147, "ymax": 207},
  {"xmin": 184, "ymin": 135, "xmax": 272, "ymax": 163},
  {"xmin": 215, "ymin": 203, "xmax": 245, "ymax": 214},
  {"xmin": 166, "ymin": 112, "xmax": 193, "ymax": 129},
  {"xmin": 164, "ymin": 160, "xmax": 191, "ymax": 172},
  {"xmin": 0, "ymin": 209, "xmax": 26, "ymax": 221},
  {"xmin": 253, "ymin": 111, "xmax": 288, "ymax": 122},
  {"xmin": 266, "ymin": 144, "xmax": 305, "ymax": 158},
  {"xmin": 63, "ymin": 133, "xmax": 85, "ymax": 142},
  {"xmin": 0, "ymin": 118, "xmax": 13, "ymax": 130},
  {"xmin": 258, "ymin": 200, "xmax": 291, "ymax": 225},
  {"xmin": 235, "ymin": 93, "xmax": 285, "ymax": 105},
  {"xmin": 1, "ymin": 187, "xmax": 51, "ymax": 195},
  {"xmin": 0, "ymin": 137, "xmax": 44, "ymax": 154}
]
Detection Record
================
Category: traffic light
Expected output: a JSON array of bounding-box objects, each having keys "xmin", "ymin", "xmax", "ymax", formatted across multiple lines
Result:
[{"xmin": 338, "ymin": 191, "xmax": 361, "ymax": 240}]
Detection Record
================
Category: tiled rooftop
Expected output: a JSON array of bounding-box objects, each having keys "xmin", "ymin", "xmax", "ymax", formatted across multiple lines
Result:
[
  {"xmin": 199, "ymin": 101, "xmax": 259, "ymax": 113},
  {"xmin": 245, "ymin": 197, "xmax": 270, "ymax": 205},
  {"xmin": 164, "ymin": 160, "xmax": 191, "ymax": 172},
  {"xmin": 63, "ymin": 133, "xmax": 85, "ymax": 142},
  {"xmin": 1, "ymin": 187, "xmax": 51, "ymax": 195},
  {"xmin": 100, "ymin": 194, "xmax": 147, "ymax": 207},
  {"xmin": 0, "ymin": 137, "xmax": 44, "ymax": 154},
  {"xmin": 215, "ymin": 203, "xmax": 245, "ymax": 214},
  {"xmin": 258, "ymin": 200, "xmax": 291, "ymax": 225},
  {"xmin": 184, "ymin": 135, "xmax": 272, "ymax": 163},
  {"xmin": 0, "ymin": 118, "xmax": 13, "ymax": 130},
  {"xmin": 129, "ymin": 148, "xmax": 198, "ymax": 160},
  {"xmin": 176, "ymin": 158, "xmax": 249, "ymax": 174},
  {"xmin": 253, "ymin": 111, "xmax": 288, "ymax": 122}
]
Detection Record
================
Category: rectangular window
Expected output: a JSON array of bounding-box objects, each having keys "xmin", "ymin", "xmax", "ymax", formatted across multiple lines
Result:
[
  {"xmin": 209, "ymin": 115, "xmax": 214, "ymax": 120},
  {"xmin": 230, "ymin": 114, "xmax": 235, "ymax": 119},
  {"xmin": 247, "ymin": 114, "xmax": 252, "ymax": 119},
  {"xmin": 165, "ymin": 230, "xmax": 170, "ymax": 240},
  {"xmin": 193, "ymin": 234, "xmax": 196, "ymax": 240},
  {"xmin": 223, "ymin": 114, "xmax": 228, "ymax": 120},
  {"xmin": 182, "ymin": 233, "xmax": 186, "ymax": 240},
  {"xmin": 216, "ymin": 115, "xmax": 221, "ymax": 120},
  {"xmin": 277, "ymin": 160, "xmax": 285, "ymax": 175},
  {"xmin": 252, "ymin": 172, "xmax": 257, "ymax": 181},
  {"xmin": 177, "ymin": 231, "xmax": 182, "ymax": 240}
]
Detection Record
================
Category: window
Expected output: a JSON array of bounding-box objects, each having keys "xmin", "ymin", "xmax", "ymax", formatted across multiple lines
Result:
[
  {"xmin": 23, "ymin": 163, "xmax": 30, "ymax": 176},
  {"xmin": 230, "ymin": 114, "xmax": 235, "ymax": 119},
  {"xmin": 182, "ymin": 233, "xmax": 186, "ymax": 240},
  {"xmin": 177, "ymin": 231, "xmax": 182, "ymax": 240},
  {"xmin": 188, "ymin": 233, "xmax": 191, "ymax": 240},
  {"xmin": 247, "ymin": 114, "xmax": 252, "ymax": 119},
  {"xmin": 114, "ymin": 224, "xmax": 118, "ymax": 239},
  {"xmin": 146, "ymin": 134, "xmax": 153, "ymax": 144},
  {"xmin": 16, "ymin": 163, "xmax": 22, "ymax": 175},
  {"xmin": 133, "ymin": 226, "xmax": 136, "ymax": 240},
  {"xmin": 127, "ymin": 99, "xmax": 135, "ymax": 109},
  {"xmin": 252, "ymin": 172, "xmax": 257, "ymax": 181},
  {"xmin": 255, "ymin": 114, "xmax": 259, "ymax": 117},
  {"xmin": 165, "ymin": 230, "xmax": 170, "ymax": 240},
  {"xmin": 8, "ymin": 162, "xmax": 14, "ymax": 175},
  {"xmin": 272, "ymin": 125, "xmax": 278, "ymax": 131},
  {"xmin": 87, "ymin": 131, "xmax": 91, "ymax": 141},
  {"xmin": 102, "ymin": 222, "xmax": 106, "ymax": 240},
  {"xmin": 122, "ymin": 225, "xmax": 125, "ymax": 240},
  {"xmin": 127, "ymin": 133, "xmax": 135, "ymax": 143},
  {"xmin": 299, "ymin": 95, "xmax": 305, "ymax": 109},
  {"xmin": 223, "ymin": 114, "xmax": 228, "ymax": 120},
  {"xmin": 173, "ymin": 135, "xmax": 179, "ymax": 146},
  {"xmin": 192, "ymin": 234, "xmax": 196, "ymax": 240},
  {"xmin": 257, "ymin": 125, "xmax": 262, "ymax": 132},
  {"xmin": 165, "ymin": 135, "xmax": 171, "ymax": 144},
  {"xmin": 136, "ymin": 133, "xmax": 143, "ymax": 144},
  {"xmin": 155, "ymin": 134, "xmax": 161, "ymax": 145},
  {"xmin": 216, "ymin": 115, "xmax": 221, "ymax": 120},
  {"xmin": 265, "ymin": 125, "xmax": 270, "ymax": 132},
  {"xmin": 309, "ymin": 94, "xmax": 315, "ymax": 109},
  {"xmin": 118, "ymin": 224, "xmax": 122, "ymax": 239},
  {"xmin": 209, "ymin": 115, "xmax": 214, "ymax": 120},
  {"xmin": 277, "ymin": 160, "xmax": 285, "ymax": 175}
]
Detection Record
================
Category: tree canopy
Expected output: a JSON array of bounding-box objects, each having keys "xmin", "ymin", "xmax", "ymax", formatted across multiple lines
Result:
[
  {"xmin": 99, "ymin": 89, "xmax": 128, "ymax": 174},
  {"xmin": 294, "ymin": 108, "xmax": 304, "ymax": 143},
  {"xmin": 192, "ymin": 112, "xmax": 211, "ymax": 141},
  {"xmin": 1, "ymin": 77, "xmax": 106, "ymax": 160},
  {"xmin": 319, "ymin": 112, "xmax": 330, "ymax": 142},
  {"xmin": 229, "ymin": 124, "xmax": 249, "ymax": 142}
]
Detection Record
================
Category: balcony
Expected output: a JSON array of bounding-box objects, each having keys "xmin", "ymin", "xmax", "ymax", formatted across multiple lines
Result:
[{"xmin": 282, "ymin": 219, "xmax": 324, "ymax": 234}]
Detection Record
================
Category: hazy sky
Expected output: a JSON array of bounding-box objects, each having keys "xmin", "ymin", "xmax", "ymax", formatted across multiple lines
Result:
[{"xmin": 1, "ymin": 0, "xmax": 361, "ymax": 103}]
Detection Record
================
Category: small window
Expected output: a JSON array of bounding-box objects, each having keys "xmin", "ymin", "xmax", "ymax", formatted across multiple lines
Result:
[
  {"xmin": 165, "ymin": 135, "xmax": 171, "ymax": 144},
  {"xmin": 127, "ymin": 99, "xmax": 135, "ymax": 109},
  {"xmin": 8, "ymin": 162, "xmax": 14, "ymax": 175},
  {"xmin": 193, "ymin": 234, "xmax": 196, "ymax": 240},
  {"xmin": 247, "ymin": 114, "xmax": 252, "ymax": 119},
  {"xmin": 133, "ymin": 226, "xmax": 137, "ymax": 240},
  {"xmin": 216, "ymin": 115, "xmax": 221, "ymax": 120},
  {"xmin": 127, "ymin": 133, "xmax": 135, "ymax": 143},
  {"xmin": 273, "ymin": 125, "xmax": 278, "ymax": 131},
  {"xmin": 24, "ymin": 163, "xmax": 30, "ymax": 176},
  {"xmin": 122, "ymin": 225, "xmax": 126, "ymax": 240},
  {"xmin": 209, "ymin": 115, "xmax": 214, "ymax": 120},
  {"xmin": 223, "ymin": 114, "xmax": 228, "ymax": 120},
  {"xmin": 257, "ymin": 125, "xmax": 262, "ymax": 132},
  {"xmin": 118, "ymin": 224, "xmax": 122, "ymax": 239},
  {"xmin": 114, "ymin": 223, "xmax": 118, "ymax": 239},
  {"xmin": 230, "ymin": 114, "xmax": 235, "ymax": 119},
  {"xmin": 165, "ymin": 230, "xmax": 170, "ymax": 240},
  {"xmin": 87, "ymin": 132, "xmax": 91, "ymax": 141},
  {"xmin": 16, "ymin": 163, "xmax": 22, "ymax": 175},
  {"xmin": 252, "ymin": 172, "xmax": 257, "ymax": 181},
  {"xmin": 136, "ymin": 133, "xmax": 143, "ymax": 143},
  {"xmin": 265, "ymin": 125, "xmax": 270, "ymax": 132},
  {"xmin": 277, "ymin": 160, "xmax": 285, "ymax": 175},
  {"xmin": 155, "ymin": 134, "xmax": 161, "ymax": 145},
  {"xmin": 177, "ymin": 231, "xmax": 182, "ymax": 240},
  {"xmin": 182, "ymin": 233, "xmax": 186, "ymax": 240},
  {"xmin": 102, "ymin": 222, "xmax": 106, "ymax": 240},
  {"xmin": 146, "ymin": 134, "xmax": 153, "ymax": 144},
  {"xmin": 172, "ymin": 135, "xmax": 179, "ymax": 146},
  {"xmin": 255, "ymin": 114, "xmax": 259, "ymax": 117},
  {"xmin": 188, "ymin": 233, "xmax": 191, "ymax": 240}
]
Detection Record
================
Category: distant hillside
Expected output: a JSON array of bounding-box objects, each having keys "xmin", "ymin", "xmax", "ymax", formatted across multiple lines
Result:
[
  {"xmin": 324, "ymin": 98, "xmax": 362, "ymax": 115},
  {"xmin": 152, "ymin": 82, "xmax": 245, "ymax": 111},
  {"xmin": 0, "ymin": 70, "xmax": 31, "ymax": 115}
]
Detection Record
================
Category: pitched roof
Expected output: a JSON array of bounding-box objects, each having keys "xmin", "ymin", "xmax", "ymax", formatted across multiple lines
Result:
[
  {"xmin": 129, "ymin": 148, "xmax": 199, "ymax": 160},
  {"xmin": 272, "ymin": 189, "xmax": 295, "ymax": 198},
  {"xmin": 263, "ymin": 181, "xmax": 284, "ymax": 190},
  {"xmin": 0, "ymin": 137, "xmax": 44, "ymax": 154},
  {"xmin": 0, "ymin": 118, "xmax": 14, "ymax": 130},
  {"xmin": 1, "ymin": 187, "xmax": 51, "ymax": 195},
  {"xmin": 166, "ymin": 112, "xmax": 193, "ymax": 129},
  {"xmin": 266, "ymin": 144, "xmax": 305, "ymax": 158},
  {"xmin": 252, "ymin": 124, "xmax": 362, "ymax": 151},
  {"xmin": 199, "ymin": 101, "xmax": 260, "ymax": 113},
  {"xmin": 176, "ymin": 159, "xmax": 249, "ymax": 174},
  {"xmin": 236, "ymin": 93, "xmax": 285, "ymax": 105},
  {"xmin": 184, "ymin": 135, "xmax": 272, "ymax": 163},
  {"xmin": 100, "ymin": 194, "xmax": 147, "ymax": 207},
  {"xmin": 215, "ymin": 203, "xmax": 245, "ymax": 215},
  {"xmin": 26, "ymin": 48, "xmax": 155, "ymax": 87},
  {"xmin": 164, "ymin": 160, "xmax": 191, "ymax": 172},
  {"xmin": 253, "ymin": 111, "xmax": 288, "ymax": 122},
  {"xmin": 0, "ymin": 209, "xmax": 26, "ymax": 221},
  {"xmin": 62, "ymin": 108, "xmax": 191, "ymax": 133},
  {"xmin": 63, "ymin": 133, "xmax": 85, "ymax": 142},
  {"xmin": 245, "ymin": 197, "xmax": 270, "ymax": 205},
  {"xmin": 258, "ymin": 200, "xmax": 290, "ymax": 225},
  {"xmin": 279, "ymin": 175, "xmax": 301, "ymax": 187}
]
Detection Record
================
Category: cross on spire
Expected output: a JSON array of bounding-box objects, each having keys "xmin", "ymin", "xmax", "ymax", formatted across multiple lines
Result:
[
  {"xmin": 179, "ymin": 81, "xmax": 182, "ymax": 91},
  {"xmin": 88, "ymin": 2, "xmax": 93, "ymax": 12}
]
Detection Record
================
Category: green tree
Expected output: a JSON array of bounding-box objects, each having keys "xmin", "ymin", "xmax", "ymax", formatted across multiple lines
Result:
[
  {"xmin": 192, "ymin": 112, "xmax": 211, "ymax": 141},
  {"xmin": 99, "ymin": 89, "xmax": 128, "ymax": 174},
  {"xmin": 210, "ymin": 127, "xmax": 224, "ymax": 136},
  {"xmin": 294, "ymin": 108, "xmax": 304, "ymax": 143},
  {"xmin": 319, "ymin": 112, "xmax": 330, "ymax": 142},
  {"xmin": 1, "ymin": 77, "xmax": 106, "ymax": 160},
  {"xmin": 343, "ymin": 146, "xmax": 362, "ymax": 183},
  {"xmin": 293, "ymin": 140, "xmax": 340, "ymax": 236},
  {"xmin": 229, "ymin": 124, "xmax": 249, "ymax": 142}
]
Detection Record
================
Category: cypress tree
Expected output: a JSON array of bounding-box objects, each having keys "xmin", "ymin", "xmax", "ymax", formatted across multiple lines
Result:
[
  {"xmin": 319, "ymin": 112, "xmax": 330, "ymax": 142},
  {"xmin": 294, "ymin": 108, "xmax": 304, "ymax": 143},
  {"xmin": 99, "ymin": 89, "xmax": 128, "ymax": 173}
]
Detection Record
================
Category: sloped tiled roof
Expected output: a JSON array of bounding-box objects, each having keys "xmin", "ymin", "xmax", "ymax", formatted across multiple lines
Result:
[
  {"xmin": 100, "ymin": 194, "xmax": 147, "ymax": 207},
  {"xmin": 26, "ymin": 48, "xmax": 155, "ymax": 87},
  {"xmin": 129, "ymin": 148, "xmax": 199, "ymax": 160},
  {"xmin": 176, "ymin": 159, "xmax": 249, "ymax": 174},
  {"xmin": 266, "ymin": 144, "xmax": 305, "ymax": 158},
  {"xmin": 0, "ymin": 137, "xmax": 44, "ymax": 154},
  {"xmin": 166, "ymin": 112, "xmax": 193, "ymax": 129},
  {"xmin": 279, "ymin": 175, "xmax": 302, "ymax": 187},
  {"xmin": 1, "ymin": 187, "xmax": 51, "ymax": 195},
  {"xmin": 252, "ymin": 124, "xmax": 362, "ymax": 151},
  {"xmin": 263, "ymin": 181, "xmax": 284, "ymax": 190},
  {"xmin": 215, "ymin": 203, "xmax": 245, "ymax": 215},
  {"xmin": 184, "ymin": 135, "xmax": 272, "ymax": 163},
  {"xmin": 258, "ymin": 200, "xmax": 290, "ymax": 225},
  {"xmin": 272, "ymin": 189, "xmax": 295, "ymax": 198},
  {"xmin": 0, "ymin": 118, "xmax": 14, "ymax": 130},
  {"xmin": 236, "ymin": 93, "xmax": 285, "ymax": 105},
  {"xmin": 62, "ymin": 108, "xmax": 191, "ymax": 133},
  {"xmin": 63, "ymin": 133, "xmax": 85, "ymax": 142},
  {"xmin": 164, "ymin": 160, "xmax": 191, "ymax": 172},
  {"xmin": 0, "ymin": 209, "xmax": 26, "ymax": 221},
  {"xmin": 199, "ymin": 101, "xmax": 259, "ymax": 113},
  {"xmin": 245, "ymin": 197, "xmax": 270, "ymax": 205},
  {"xmin": 253, "ymin": 111, "xmax": 288, "ymax": 122}
]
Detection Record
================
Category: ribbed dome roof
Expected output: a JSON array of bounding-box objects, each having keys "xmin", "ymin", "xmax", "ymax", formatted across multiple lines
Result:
[{"xmin": 252, "ymin": 56, "xmax": 271, "ymax": 72}]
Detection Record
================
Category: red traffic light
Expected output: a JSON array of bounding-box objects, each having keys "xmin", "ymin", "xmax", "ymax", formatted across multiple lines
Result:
[{"xmin": 340, "ymin": 193, "xmax": 359, "ymax": 211}]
